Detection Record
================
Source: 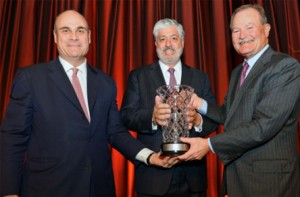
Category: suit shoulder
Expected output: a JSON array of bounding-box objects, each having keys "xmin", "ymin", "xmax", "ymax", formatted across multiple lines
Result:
[
  {"xmin": 271, "ymin": 52, "xmax": 300, "ymax": 66},
  {"xmin": 89, "ymin": 66, "xmax": 116, "ymax": 84},
  {"xmin": 269, "ymin": 52, "xmax": 300, "ymax": 74},
  {"xmin": 183, "ymin": 64, "xmax": 209, "ymax": 77},
  {"xmin": 130, "ymin": 63, "xmax": 154, "ymax": 72},
  {"xmin": 15, "ymin": 61, "xmax": 53, "ymax": 80},
  {"xmin": 18, "ymin": 62, "xmax": 49, "ymax": 73},
  {"xmin": 127, "ymin": 63, "xmax": 157, "ymax": 77}
]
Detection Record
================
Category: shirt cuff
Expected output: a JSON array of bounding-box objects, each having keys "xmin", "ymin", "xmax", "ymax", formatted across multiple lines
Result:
[
  {"xmin": 193, "ymin": 114, "xmax": 203, "ymax": 133},
  {"xmin": 152, "ymin": 124, "xmax": 158, "ymax": 130},
  {"xmin": 208, "ymin": 138, "xmax": 215, "ymax": 153},
  {"xmin": 196, "ymin": 99, "xmax": 208, "ymax": 115},
  {"xmin": 135, "ymin": 148, "xmax": 154, "ymax": 165}
]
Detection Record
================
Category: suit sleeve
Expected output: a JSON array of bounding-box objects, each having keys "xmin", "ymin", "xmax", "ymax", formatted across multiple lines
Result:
[
  {"xmin": 120, "ymin": 70, "xmax": 154, "ymax": 134},
  {"xmin": 107, "ymin": 79, "xmax": 146, "ymax": 162},
  {"xmin": 196, "ymin": 73, "xmax": 219, "ymax": 136},
  {"xmin": 1, "ymin": 69, "xmax": 32, "ymax": 195},
  {"xmin": 210, "ymin": 57, "xmax": 300, "ymax": 165}
]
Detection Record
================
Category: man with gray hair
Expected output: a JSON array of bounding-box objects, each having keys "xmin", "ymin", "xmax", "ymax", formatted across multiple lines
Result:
[{"xmin": 121, "ymin": 18, "xmax": 217, "ymax": 197}]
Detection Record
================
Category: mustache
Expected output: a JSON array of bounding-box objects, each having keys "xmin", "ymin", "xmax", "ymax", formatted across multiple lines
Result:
[
  {"xmin": 238, "ymin": 38, "xmax": 254, "ymax": 45},
  {"xmin": 163, "ymin": 46, "xmax": 176, "ymax": 52}
]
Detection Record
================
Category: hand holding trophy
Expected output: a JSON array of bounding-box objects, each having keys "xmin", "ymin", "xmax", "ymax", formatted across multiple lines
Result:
[{"xmin": 156, "ymin": 85, "xmax": 194, "ymax": 156}]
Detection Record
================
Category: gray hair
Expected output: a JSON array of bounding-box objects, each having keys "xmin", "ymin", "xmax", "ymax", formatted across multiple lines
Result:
[
  {"xmin": 153, "ymin": 18, "xmax": 185, "ymax": 40},
  {"xmin": 230, "ymin": 4, "xmax": 268, "ymax": 30}
]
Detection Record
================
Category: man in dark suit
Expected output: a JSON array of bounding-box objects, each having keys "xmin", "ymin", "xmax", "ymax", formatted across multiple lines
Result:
[
  {"xmin": 0, "ymin": 10, "xmax": 171, "ymax": 197},
  {"xmin": 121, "ymin": 19, "xmax": 218, "ymax": 197},
  {"xmin": 179, "ymin": 4, "xmax": 300, "ymax": 197}
]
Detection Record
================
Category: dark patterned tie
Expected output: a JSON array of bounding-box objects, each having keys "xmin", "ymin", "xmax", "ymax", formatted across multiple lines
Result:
[
  {"xmin": 239, "ymin": 61, "xmax": 249, "ymax": 88},
  {"xmin": 168, "ymin": 68, "xmax": 177, "ymax": 87}
]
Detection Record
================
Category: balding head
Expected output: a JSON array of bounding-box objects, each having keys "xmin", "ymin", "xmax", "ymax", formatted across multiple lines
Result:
[
  {"xmin": 53, "ymin": 10, "xmax": 91, "ymax": 66},
  {"xmin": 54, "ymin": 10, "xmax": 89, "ymax": 32}
]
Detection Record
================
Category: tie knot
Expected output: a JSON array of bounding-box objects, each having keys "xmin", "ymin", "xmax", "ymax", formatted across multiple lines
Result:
[
  {"xmin": 168, "ymin": 68, "xmax": 175, "ymax": 74},
  {"xmin": 72, "ymin": 67, "xmax": 79, "ymax": 75},
  {"xmin": 243, "ymin": 61, "xmax": 249, "ymax": 70}
]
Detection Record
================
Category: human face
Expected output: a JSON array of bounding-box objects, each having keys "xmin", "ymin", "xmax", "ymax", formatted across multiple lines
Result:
[
  {"xmin": 231, "ymin": 8, "xmax": 270, "ymax": 59},
  {"xmin": 54, "ymin": 11, "xmax": 91, "ymax": 66},
  {"xmin": 155, "ymin": 25, "xmax": 184, "ymax": 67}
]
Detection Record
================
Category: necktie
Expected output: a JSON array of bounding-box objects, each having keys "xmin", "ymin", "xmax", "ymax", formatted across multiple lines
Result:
[
  {"xmin": 238, "ymin": 61, "xmax": 249, "ymax": 88},
  {"xmin": 168, "ymin": 68, "xmax": 177, "ymax": 87},
  {"xmin": 71, "ymin": 68, "xmax": 90, "ymax": 122}
]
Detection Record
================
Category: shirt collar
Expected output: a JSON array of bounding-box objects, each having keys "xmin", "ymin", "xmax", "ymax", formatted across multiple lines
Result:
[
  {"xmin": 245, "ymin": 44, "xmax": 269, "ymax": 69},
  {"xmin": 158, "ymin": 60, "xmax": 182, "ymax": 74},
  {"xmin": 59, "ymin": 56, "xmax": 87, "ymax": 74}
]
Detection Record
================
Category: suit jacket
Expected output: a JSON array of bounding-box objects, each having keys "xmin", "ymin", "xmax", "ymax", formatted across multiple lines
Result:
[
  {"xmin": 0, "ymin": 59, "xmax": 146, "ymax": 197},
  {"xmin": 207, "ymin": 47, "xmax": 300, "ymax": 196},
  {"xmin": 120, "ymin": 61, "xmax": 218, "ymax": 195}
]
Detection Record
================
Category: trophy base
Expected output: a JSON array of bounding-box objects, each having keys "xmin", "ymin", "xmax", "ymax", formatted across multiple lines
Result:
[{"xmin": 161, "ymin": 142, "xmax": 190, "ymax": 156}]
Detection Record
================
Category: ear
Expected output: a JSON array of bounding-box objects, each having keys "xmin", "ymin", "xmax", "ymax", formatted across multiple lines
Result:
[
  {"xmin": 264, "ymin": 23, "xmax": 271, "ymax": 38},
  {"xmin": 88, "ymin": 30, "xmax": 91, "ymax": 44},
  {"xmin": 53, "ymin": 31, "xmax": 57, "ymax": 43}
]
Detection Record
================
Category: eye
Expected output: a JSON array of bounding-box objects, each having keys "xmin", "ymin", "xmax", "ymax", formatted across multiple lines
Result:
[
  {"xmin": 61, "ymin": 28, "xmax": 70, "ymax": 33},
  {"xmin": 172, "ymin": 36, "xmax": 178, "ymax": 41},
  {"xmin": 159, "ymin": 37, "xmax": 166, "ymax": 42},
  {"xmin": 77, "ymin": 28, "xmax": 88, "ymax": 33}
]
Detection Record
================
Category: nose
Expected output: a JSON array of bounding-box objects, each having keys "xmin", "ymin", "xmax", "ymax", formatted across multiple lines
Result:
[
  {"xmin": 70, "ymin": 31, "xmax": 78, "ymax": 40},
  {"xmin": 239, "ymin": 29, "xmax": 246, "ymax": 39},
  {"xmin": 165, "ymin": 38, "xmax": 172, "ymax": 47}
]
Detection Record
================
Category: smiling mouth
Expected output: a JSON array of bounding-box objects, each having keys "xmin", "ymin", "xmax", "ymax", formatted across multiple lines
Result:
[
  {"xmin": 69, "ymin": 45, "xmax": 80, "ymax": 47},
  {"xmin": 239, "ymin": 39, "xmax": 253, "ymax": 45},
  {"xmin": 164, "ymin": 50, "xmax": 175, "ymax": 55}
]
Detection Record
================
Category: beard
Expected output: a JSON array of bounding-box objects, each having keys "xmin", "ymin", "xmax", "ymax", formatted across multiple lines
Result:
[{"xmin": 156, "ymin": 46, "xmax": 183, "ymax": 65}]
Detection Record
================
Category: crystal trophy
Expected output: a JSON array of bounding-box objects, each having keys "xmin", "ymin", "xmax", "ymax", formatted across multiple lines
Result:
[{"xmin": 156, "ymin": 85, "xmax": 194, "ymax": 156}]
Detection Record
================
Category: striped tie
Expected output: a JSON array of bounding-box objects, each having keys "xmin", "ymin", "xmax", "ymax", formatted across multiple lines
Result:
[{"xmin": 239, "ymin": 61, "xmax": 249, "ymax": 88}]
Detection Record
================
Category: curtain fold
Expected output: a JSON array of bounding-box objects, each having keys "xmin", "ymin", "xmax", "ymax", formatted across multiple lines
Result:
[{"xmin": 1, "ymin": 1, "xmax": 299, "ymax": 196}]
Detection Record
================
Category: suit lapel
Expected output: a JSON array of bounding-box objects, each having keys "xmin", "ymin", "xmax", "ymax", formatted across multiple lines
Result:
[
  {"xmin": 86, "ymin": 65, "xmax": 99, "ymax": 117},
  {"xmin": 225, "ymin": 47, "xmax": 274, "ymax": 126},
  {"xmin": 181, "ymin": 64, "xmax": 193, "ymax": 86},
  {"xmin": 47, "ymin": 59, "xmax": 87, "ymax": 116},
  {"xmin": 149, "ymin": 62, "xmax": 166, "ymax": 88},
  {"xmin": 48, "ymin": 59, "xmax": 97, "ymax": 117}
]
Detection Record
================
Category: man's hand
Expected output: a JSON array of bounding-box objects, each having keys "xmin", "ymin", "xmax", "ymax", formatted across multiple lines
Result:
[
  {"xmin": 178, "ymin": 137, "xmax": 210, "ymax": 161},
  {"xmin": 186, "ymin": 104, "xmax": 202, "ymax": 129},
  {"xmin": 153, "ymin": 95, "xmax": 171, "ymax": 126},
  {"xmin": 149, "ymin": 152, "xmax": 179, "ymax": 168},
  {"xmin": 189, "ymin": 93, "xmax": 204, "ymax": 110}
]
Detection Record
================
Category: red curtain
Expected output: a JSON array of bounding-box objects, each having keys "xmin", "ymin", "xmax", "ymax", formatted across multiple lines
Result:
[{"xmin": 1, "ymin": 0, "xmax": 299, "ymax": 196}]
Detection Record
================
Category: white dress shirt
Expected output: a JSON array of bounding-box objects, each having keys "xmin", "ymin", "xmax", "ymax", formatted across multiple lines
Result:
[
  {"xmin": 59, "ymin": 56, "xmax": 90, "ymax": 118},
  {"xmin": 155, "ymin": 61, "xmax": 203, "ymax": 132}
]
